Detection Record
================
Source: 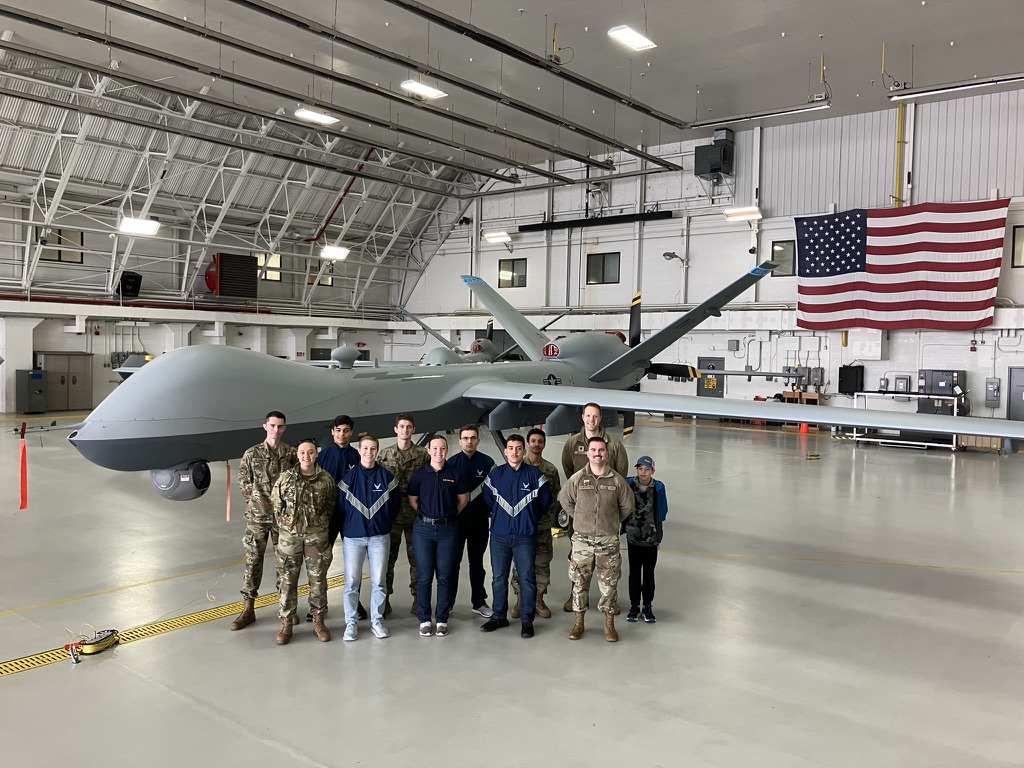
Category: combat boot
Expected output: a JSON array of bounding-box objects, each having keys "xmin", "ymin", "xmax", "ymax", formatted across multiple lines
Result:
[
  {"xmin": 604, "ymin": 613, "xmax": 619, "ymax": 643},
  {"xmin": 568, "ymin": 611, "xmax": 585, "ymax": 640},
  {"xmin": 384, "ymin": 596, "xmax": 393, "ymax": 617},
  {"xmin": 536, "ymin": 597, "xmax": 552, "ymax": 619},
  {"xmin": 230, "ymin": 598, "xmax": 256, "ymax": 631},
  {"xmin": 312, "ymin": 611, "xmax": 331, "ymax": 642},
  {"xmin": 511, "ymin": 596, "xmax": 521, "ymax": 619},
  {"xmin": 410, "ymin": 598, "xmax": 418, "ymax": 615},
  {"xmin": 276, "ymin": 618, "xmax": 293, "ymax": 646},
  {"xmin": 563, "ymin": 595, "xmax": 574, "ymax": 612}
]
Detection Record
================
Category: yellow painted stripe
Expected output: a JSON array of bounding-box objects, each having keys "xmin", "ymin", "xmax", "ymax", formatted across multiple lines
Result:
[
  {"xmin": 0, "ymin": 574, "xmax": 348, "ymax": 677},
  {"xmin": 0, "ymin": 413, "xmax": 90, "ymax": 425}
]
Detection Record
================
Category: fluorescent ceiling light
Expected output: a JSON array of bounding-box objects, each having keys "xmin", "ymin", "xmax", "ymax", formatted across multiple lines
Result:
[
  {"xmin": 723, "ymin": 206, "xmax": 763, "ymax": 222},
  {"xmin": 607, "ymin": 25, "xmax": 657, "ymax": 51},
  {"xmin": 889, "ymin": 73, "xmax": 1024, "ymax": 101},
  {"xmin": 691, "ymin": 101, "xmax": 830, "ymax": 129},
  {"xmin": 320, "ymin": 245, "xmax": 350, "ymax": 260},
  {"xmin": 400, "ymin": 80, "xmax": 448, "ymax": 99},
  {"xmin": 483, "ymin": 230, "xmax": 512, "ymax": 243},
  {"xmin": 295, "ymin": 107, "xmax": 339, "ymax": 126},
  {"xmin": 118, "ymin": 217, "xmax": 160, "ymax": 236}
]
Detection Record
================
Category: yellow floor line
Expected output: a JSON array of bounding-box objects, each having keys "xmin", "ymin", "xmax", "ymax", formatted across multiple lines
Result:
[
  {"xmin": 1, "ymin": 413, "xmax": 90, "ymax": 424},
  {"xmin": 0, "ymin": 556, "xmax": 246, "ymax": 619},
  {"xmin": 667, "ymin": 548, "xmax": 1024, "ymax": 575},
  {"xmin": 0, "ymin": 574, "xmax": 348, "ymax": 678}
]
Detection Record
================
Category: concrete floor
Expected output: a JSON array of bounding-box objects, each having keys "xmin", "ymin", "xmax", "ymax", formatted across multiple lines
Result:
[{"xmin": 0, "ymin": 413, "xmax": 1022, "ymax": 767}]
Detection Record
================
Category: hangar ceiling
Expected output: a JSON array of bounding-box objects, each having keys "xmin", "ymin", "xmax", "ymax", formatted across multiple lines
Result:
[{"xmin": 0, "ymin": 0, "xmax": 1019, "ymax": 316}]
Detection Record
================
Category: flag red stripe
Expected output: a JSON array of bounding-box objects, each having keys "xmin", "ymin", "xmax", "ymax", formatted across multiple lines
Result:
[
  {"xmin": 797, "ymin": 317, "xmax": 995, "ymax": 331},
  {"xmin": 869, "ymin": 199, "xmax": 1010, "ymax": 217},
  {"xmin": 798, "ymin": 298, "xmax": 995, "ymax": 313},
  {"xmin": 868, "ymin": 219, "xmax": 1007, "ymax": 236},
  {"xmin": 868, "ymin": 237, "xmax": 1005, "ymax": 256},
  {"xmin": 865, "ymin": 257, "xmax": 1003, "ymax": 274},
  {"xmin": 797, "ymin": 277, "xmax": 1000, "ymax": 295}
]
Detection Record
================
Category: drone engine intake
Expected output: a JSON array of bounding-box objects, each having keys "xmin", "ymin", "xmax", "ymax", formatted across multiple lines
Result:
[{"xmin": 150, "ymin": 461, "xmax": 212, "ymax": 501}]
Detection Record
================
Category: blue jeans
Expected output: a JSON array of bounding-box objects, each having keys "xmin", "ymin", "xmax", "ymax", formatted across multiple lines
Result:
[
  {"xmin": 412, "ymin": 520, "xmax": 459, "ymax": 623},
  {"xmin": 490, "ymin": 533, "xmax": 537, "ymax": 623},
  {"xmin": 343, "ymin": 534, "xmax": 390, "ymax": 623}
]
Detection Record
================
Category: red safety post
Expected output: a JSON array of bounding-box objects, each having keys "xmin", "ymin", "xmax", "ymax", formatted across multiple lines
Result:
[
  {"xmin": 19, "ymin": 421, "xmax": 28, "ymax": 510},
  {"xmin": 225, "ymin": 461, "xmax": 231, "ymax": 522}
]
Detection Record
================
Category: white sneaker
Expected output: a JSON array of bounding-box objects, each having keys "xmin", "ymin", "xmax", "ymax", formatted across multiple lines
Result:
[
  {"xmin": 472, "ymin": 603, "xmax": 493, "ymax": 618},
  {"xmin": 435, "ymin": 622, "xmax": 449, "ymax": 637},
  {"xmin": 419, "ymin": 621, "xmax": 432, "ymax": 637},
  {"xmin": 371, "ymin": 621, "xmax": 390, "ymax": 639},
  {"xmin": 343, "ymin": 622, "xmax": 357, "ymax": 642}
]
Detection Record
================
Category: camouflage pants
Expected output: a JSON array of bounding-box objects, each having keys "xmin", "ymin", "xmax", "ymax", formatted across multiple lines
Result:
[
  {"xmin": 386, "ymin": 505, "xmax": 418, "ymax": 597},
  {"xmin": 568, "ymin": 532, "xmax": 621, "ymax": 614},
  {"xmin": 240, "ymin": 519, "xmax": 279, "ymax": 599},
  {"xmin": 276, "ymin": 530, "xmax": 332, "ymax": 620},
  {"xmin": 512, "ymin": 511, "xmax": 553, "ymax": 598}
]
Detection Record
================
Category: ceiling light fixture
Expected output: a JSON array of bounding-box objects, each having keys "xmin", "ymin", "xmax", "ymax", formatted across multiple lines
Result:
[
  {"xmin": 294, "ymin": 107, "xmax": 339, "ymax": 126},
  {"xmin": 691, "ymin": 101, "xmax": 831, "ymax": 129},
  {"xmin": 722, "ymin": 206, "xmax": 763, "ymax": 222},
  {"xmin": 320, "ymin": 245, "xmax": 350, "ymax": 260},
  {"xmin": 483, "ymin": 230, "xmax": 512, "ymax": 243},
  {"xmin": 117, "ymin": 217, "xmax": 161, "ymax": 236},
  {"xmin": 888, "ymin": 72, "xmax": 1024, "ymax": 101},
  {"xmin": 607, "ymin": 25, "xmax": 657, "ymax": 51},
  {"xmin": 400, "ymin": 79, "xmax": 448, "ymax": 99}
]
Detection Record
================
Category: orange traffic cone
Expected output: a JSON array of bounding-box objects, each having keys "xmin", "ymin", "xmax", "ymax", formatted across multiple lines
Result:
[{"xmin": 799, "ymin": 423, "xmax": 810, "ymax": 434}]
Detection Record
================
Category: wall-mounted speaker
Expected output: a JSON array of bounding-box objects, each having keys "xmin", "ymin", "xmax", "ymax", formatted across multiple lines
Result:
[{"xmin": 117, "ymin": 271, "xmax": 142, "ymax": 298}]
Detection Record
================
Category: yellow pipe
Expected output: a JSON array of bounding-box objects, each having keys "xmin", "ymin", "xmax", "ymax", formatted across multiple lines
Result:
[{"xmin": 893, "ymin": 101, "xmax": 906, "ymax": 207}]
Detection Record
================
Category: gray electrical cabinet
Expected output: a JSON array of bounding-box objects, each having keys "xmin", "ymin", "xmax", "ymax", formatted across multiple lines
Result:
[
  {"xmin": 16, "ymin": 370, "xmax": 47, "ymax": 413},
  {"xmin": 34, "ymin": 352, "xmax": 94, "ymax": 411},
  {"xmin": 696, "ymin": 356, "xmax": 725, "ymax": 398}
]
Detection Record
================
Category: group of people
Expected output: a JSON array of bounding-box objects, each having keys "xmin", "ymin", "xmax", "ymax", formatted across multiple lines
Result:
[{"xmin": 230, "ymin": 402, "xmax": 669, "ymax": 645}]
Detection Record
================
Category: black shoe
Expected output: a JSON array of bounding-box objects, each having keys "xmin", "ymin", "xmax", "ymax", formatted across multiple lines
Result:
[
  {"xmin": 357, "ymin": 602, "xmax": 368, "ymax": 621},
  {"xmin": 305, "ymin": 611, "xmax": 313, "ymax": 623},
  {"xmin": 521, "ymin": 622, "xmax": 535, "ymax": 639},
  {"xmin": 626, "ymin": 605, "xmax": 640, "ymax": 622},
  {"xmin": 642, "ymin": 605, "xmax": 656, "ymax": 623},
  {"xmin": 480, "ymin": 617, "xmax": 510, "ymax": 632}
]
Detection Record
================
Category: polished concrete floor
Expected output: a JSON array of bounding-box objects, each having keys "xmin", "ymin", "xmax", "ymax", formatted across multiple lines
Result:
[{"xmin": 1, "ymin": 413, "xmax": 1022, "ymax": 767}]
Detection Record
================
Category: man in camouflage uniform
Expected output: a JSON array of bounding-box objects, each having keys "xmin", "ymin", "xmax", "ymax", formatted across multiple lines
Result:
[
  {"xmin": 559, "ymin": 402, "xmax": 629, "ymax": 613},
  {"xmin": 230, "ymin": 410, "xmax": 296, "ymax": 631},
  {"xmin": 557, "ymin": 436, "xmax": 634, "ymax": 643},
  {"xmin": 272, "ymin": 438, "xmax": 337, "ymax": 645},
  {"xmin": 511, "ymin": 428, "xmax": 561, "ymax": 619},
  {"xmin": 378, "ymin": 412, "xmax": 429, "ymax": 617}
]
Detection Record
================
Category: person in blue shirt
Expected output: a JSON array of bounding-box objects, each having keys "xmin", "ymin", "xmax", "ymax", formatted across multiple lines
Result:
[
  {"xmin": 623, "ymin": 455, "xmax": 669, "ymax": 624},
  {"xmin": 313, "ymin": 414, "xmax": 366, "ymax": 623},
  {"xmin": 447, "ymin": 424, "xmax": 496, "ymax": 617},
  {"xmin": 479, "ymin": 434, "xmax": 553, "ymax": 639},
  {"xmin": 337, "ymin": 435, "xmax": 401, "ymax": 641},
  {"xmin": 408, "ymin": 436, "xmax": 469, "ymax": 637}
]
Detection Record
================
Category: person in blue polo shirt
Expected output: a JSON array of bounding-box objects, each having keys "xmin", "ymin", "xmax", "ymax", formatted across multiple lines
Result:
[
  {"xmin": 408, "ymin": 436, "xmax": 470, "ymax": 637},
  {"xmin": 337, "ymin": 434, "xmax": 400, "ymax": 641},
  {"xmin": 479, "ymin": 434, "xmax": 553, "ymax": 639},
  {"xmin": 447, "ymin": 424, "xmax": 496, "ymax": 618}
]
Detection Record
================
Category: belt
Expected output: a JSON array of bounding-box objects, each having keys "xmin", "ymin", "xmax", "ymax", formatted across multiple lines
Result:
[{"xmin": 417, "ymin": 514, "xmax": 457, "ymax": 526}]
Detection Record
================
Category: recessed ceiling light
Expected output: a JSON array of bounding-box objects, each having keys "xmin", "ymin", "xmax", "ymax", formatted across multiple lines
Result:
[
  {"xmin": 401, "ymin": 80, "xmax": 448, "ymax": 99},
  {"xmin": 295, "ymin": 107, "xmax": 339, "ymax": 126},
  {"xmin": 608, "ymin": 25, "xmax": 657, "ymax": 51},
  {"xmin": 118, "ymin": 217, "xmax": 160, "ymax": 236},
  {"xmin": 320, "ymin": 245, "xmax": 350, "ymax": 260}
]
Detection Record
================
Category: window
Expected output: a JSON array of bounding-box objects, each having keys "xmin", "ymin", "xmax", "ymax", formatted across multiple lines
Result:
[
  {"xmin": 38, "ymin": 228, "xmax": 84, "ymax": 263},
  {"xmin": 255, "ymin": 252, "xmax": 281, "ymax": 281},
  {"xmin": 498, "ymin": 258, "xmax": 527, "ymax": 288},
  {"xmin": 586, "ymin": 252, "xmax": 620, "ymax": 285},
  {"xmin": 1013, "ymin": 227, "xmax": 1024, "ymax": 268},
  {"xmin": 308, "ymin": 261, "xmax": 334, "ymax": 286},
  {"xmin": 770, "ymin": 240, "xmax": 796, "ymax": 276}
]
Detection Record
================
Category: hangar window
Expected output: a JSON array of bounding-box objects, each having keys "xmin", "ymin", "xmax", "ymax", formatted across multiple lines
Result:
[
  {"xmin": 498, "ymin": 258, "xmax": 527, "ymax": 288},
  {"xmin": 586, "ymin": 252, "xmax": 619, "ymax": 285},
  {"xmin": 771, "ymin": 240, "xmax": 796, "ymax": 276},
  {"xmin": 1013, "ymin": 226, "xmax": 1024, "ymax": 268},
  {"xmin": 38, "ymin": 228, "xmax": 83, "ymax": 263},
  {"xmin": 308, "ymin": 262, "xmax": 334, "ymax": 287},
  {"xmin": 255, "ymin": 252, "xmax": 281, "ymax": 281}
]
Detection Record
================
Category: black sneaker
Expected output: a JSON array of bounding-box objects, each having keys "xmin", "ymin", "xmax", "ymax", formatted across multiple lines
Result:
[
  {"xmin": 305, "ymin": 611, "xmax": 313, "ymax": 623},
  {"xmin": 521, "ymin": 622, "xmax": 535, "ymax": 639},
  {"xmin": 642, "ymin": 605, "xmax": 656, "ymax": 623},
  {"xmin": 357, "ymin": 602, "xmax": 368, "ymax": 621},
  {"xmin": 480, "ymin": 617, "xmax": 510, "ymax": 632},
  {"xmin": 626, "ymin": 606, "xmax": 641, "ymax": 622}
]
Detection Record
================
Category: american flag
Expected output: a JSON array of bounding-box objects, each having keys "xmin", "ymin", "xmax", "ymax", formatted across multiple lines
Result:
[{"xmin": 795, "ymin": 199, "xmax": 1010, "ymax": 330}]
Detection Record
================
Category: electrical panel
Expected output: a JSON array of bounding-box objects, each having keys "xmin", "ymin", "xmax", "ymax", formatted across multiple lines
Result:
[
  {"xmin": 894, "ymin": 375, "xmax": 911, "ymax": 393},
  {"xmin": 917, "ymin": 369, "xmax": 968, "ymax": 416},
  {"xmin": 838, "ymin": 365, "xmax": 864, "ymax": 395},
  {"xmin": 985, "ymin": 377, "xmax": 1001, "ymax": 409}
]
